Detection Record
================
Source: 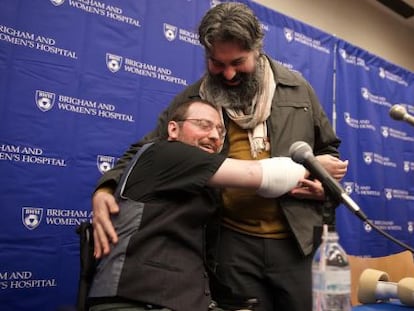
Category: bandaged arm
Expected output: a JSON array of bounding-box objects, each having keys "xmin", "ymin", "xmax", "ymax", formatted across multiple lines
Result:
[
  {"xmin": 207, "ymin": 157, "xmax": 307, "ymax": 198},
  {"xmin": 256, "ymin": 157, "xmax": 306, "ymax": 197}
]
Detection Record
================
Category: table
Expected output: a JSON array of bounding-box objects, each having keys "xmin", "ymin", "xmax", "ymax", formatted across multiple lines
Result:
[{"xmin": 353, "ymin": 300, "xmax": 414, "ymax": 310}]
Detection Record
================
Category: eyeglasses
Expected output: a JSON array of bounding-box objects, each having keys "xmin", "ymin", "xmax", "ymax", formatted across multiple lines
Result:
[{"xmin": 177, "ymin": 118, "xmax": 227, "ymax": 138}]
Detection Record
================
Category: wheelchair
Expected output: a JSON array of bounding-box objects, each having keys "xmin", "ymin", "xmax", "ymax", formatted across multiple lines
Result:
[{"xmin": 76, "ymin": 222, "xmax": 258, "ymax": 311}]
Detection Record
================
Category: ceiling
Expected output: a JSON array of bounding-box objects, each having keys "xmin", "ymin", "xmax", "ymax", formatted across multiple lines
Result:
[{"xmin": 367, "ymin": 0, "xmax": 414, "ymax": 30}]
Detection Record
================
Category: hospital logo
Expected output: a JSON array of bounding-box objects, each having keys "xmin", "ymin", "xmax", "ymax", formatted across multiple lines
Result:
[
  {"xmin": 97, "ymin": 155, "xmax": 115, "ymax": 174},
  {"xmin": 380, "ymin": 126, "xmax": 389, "ymax": 138},
  {"xmin": 106, "ymin": 53, "xmax": 123, "ymax": 73},
  {"xmin": 379, "ymin": 67, "xmax": 386, "ymax": 79},
  {"xmin": 343, "ymin": 182, "xmax": 354, "ymax": 195},
  {"xmin": 378, "ymin": 67, "xmax": 408, "ymax": 86},
  {"xmin": 344, "ymin": 112, "xmax": 351, "ymax": 123},
  {"xmin": 408, "ymin": 222, "xmax": 414, "ymax": 233},
  {"xmin": 339, "ymin": 48, "xmax": 347, "ymax": 59},
  {"xmin": 361, "ymin": 87, "xmax": 369, "ymax": 100},
  {"xmin": 363, "ymin": 152, "xmax": 373, "ymax": 165},
  {"xmin": 364, "ymin": 222, "xmax": 372, "ymax": 232},
  {"xmin": 35, "ymin": 90, "xmax": 55, "ymax": 112},
  {"xmin": 283, "ymin": 28, "xmax": 294, "ymax": 42},
  {"xmin": 50, "ymin": 0, "xmax": 65, "ymax": 6},
  {"xmin": 163, "ymin": 23, "xmax": 177, "ymax": 41},
  {"xmin": 384, "ymin": 188, "xmax": 393, "ymax": 200},
  {"xmin": 22, "ymin": 207, "xmax": 43, "ymax": 230},
  {"xmin": 404, "ymin": 161, "xmax": 410, "ymax": 172}
]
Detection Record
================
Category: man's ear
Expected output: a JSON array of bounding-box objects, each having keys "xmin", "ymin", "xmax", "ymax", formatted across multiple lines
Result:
[{"xmin": 168, "ymin": 121, "xmax": 179, "ymax": 140}]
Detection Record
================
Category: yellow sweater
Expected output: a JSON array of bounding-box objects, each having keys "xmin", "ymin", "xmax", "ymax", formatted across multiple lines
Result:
[{"xmin": 221, "ymin": 120, "xmax": 291, "ymax": 238}]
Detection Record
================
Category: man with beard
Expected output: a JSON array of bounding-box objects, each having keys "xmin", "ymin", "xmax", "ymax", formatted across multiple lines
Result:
[{"xmin": 91, "ymin": 3, "xmax": 348, "ymax": 311}]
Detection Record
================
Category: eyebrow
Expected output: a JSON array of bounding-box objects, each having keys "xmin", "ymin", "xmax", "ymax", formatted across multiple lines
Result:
[{"xmin": 208, "ymin": 56, "xmax": 246, "ymax": 65}]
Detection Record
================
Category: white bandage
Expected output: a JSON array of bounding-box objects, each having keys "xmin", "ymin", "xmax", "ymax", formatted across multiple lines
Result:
[{"xmin": 257, "ymin": 157, "xmax": 305, "ymax": 198}]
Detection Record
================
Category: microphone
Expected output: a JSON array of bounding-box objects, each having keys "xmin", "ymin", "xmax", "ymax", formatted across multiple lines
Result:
[
  {"xmin": 389, "ymin": 104, "xmax": 414, "ymax": 126},
  {"xmin": 289, "ymin": 141, "xmax": 367, "ymax": 221}
]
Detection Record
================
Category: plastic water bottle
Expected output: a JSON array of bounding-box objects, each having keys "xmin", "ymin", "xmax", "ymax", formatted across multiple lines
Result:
[{"xmin": 312, "ymin": 224, "xmax": 351, "ymax": 311}]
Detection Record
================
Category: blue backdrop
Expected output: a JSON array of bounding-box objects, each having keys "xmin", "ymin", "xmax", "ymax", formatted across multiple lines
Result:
[
  {"xmin": 335, "ymin": 40, "xmax": 414, "ymax": 256},
  {"xmin": 1, "ymin": 0, "xmax": 413, "ymax": 310}
]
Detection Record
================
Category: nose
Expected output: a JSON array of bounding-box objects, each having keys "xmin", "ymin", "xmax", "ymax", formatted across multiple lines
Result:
[
  {"xmin": 222, "ymin": 66, "xmax": 237, "ymax": 81},
  {"xmin": 208, "ymin": 126, "xmax": 221, "ymax": 140}
]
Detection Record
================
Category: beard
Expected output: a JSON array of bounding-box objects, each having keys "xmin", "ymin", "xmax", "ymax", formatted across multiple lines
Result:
[{"xmin": 204, "ymin": 58, "xmax": 264, "ymax": 112}]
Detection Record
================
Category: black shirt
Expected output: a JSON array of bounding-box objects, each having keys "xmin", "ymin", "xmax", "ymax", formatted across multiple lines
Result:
[{"xmin": 124, "ymin": 140, "xmax": 226, "ymax": 201}]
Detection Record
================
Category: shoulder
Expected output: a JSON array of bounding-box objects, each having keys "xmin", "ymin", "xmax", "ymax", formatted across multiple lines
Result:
[
  {"xmin": 153, "ymin": 141, "xmax": 224, "ymax": 162},
  {"xmin": 155, "ymin": 140, "xmax": 198, "ymax": 153},
  {"xmin": 149, "ymin": 141, "xmax": 226, "ymax": 179}
]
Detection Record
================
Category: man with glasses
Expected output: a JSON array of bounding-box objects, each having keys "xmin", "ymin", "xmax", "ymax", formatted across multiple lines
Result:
[
  {"xmin": 91, "ymin": 3, "xmax": 348, "ymax": 311},
  {"xmin": 87, "ymin": 99, "xmax": 316, "ymax": 311}
]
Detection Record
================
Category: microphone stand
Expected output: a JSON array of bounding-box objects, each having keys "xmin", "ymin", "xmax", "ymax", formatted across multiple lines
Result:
[
  {"xmin": 362, "ymin": 217, "xmax": 414, "ymax": 253},
  {"xmin": 313, "ymin": 194, "xmax": 338, "ymax": 249},
  {"xmin": 322, "ymin": 184, "xmax": 414, "ymax": 254}
]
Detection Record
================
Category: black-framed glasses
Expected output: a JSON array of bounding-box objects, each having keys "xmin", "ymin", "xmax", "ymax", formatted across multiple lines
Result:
[{"xmin": 177, "ymin": 118, "xmax": 226, "ymax": 138}]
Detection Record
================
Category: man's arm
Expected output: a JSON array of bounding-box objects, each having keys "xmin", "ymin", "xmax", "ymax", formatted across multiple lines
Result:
[
  {"xmin": 92, "ymin": 188, "xmax": 119, "ymax": 258},
  {"xmin": 94, "ymin": 152, "xmax": 341, "ymax": 257},
  {"xmin": 209, "ymin": 157, "xmax": 309, "ymax": 198}
]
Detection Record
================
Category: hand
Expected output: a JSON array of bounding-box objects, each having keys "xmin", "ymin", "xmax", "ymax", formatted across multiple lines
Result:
[
  {"xmin": 316, "ymin": 154, "xmax": 348, "ymax": 180},
  {"xmin": 289, "ymin": 178, "xmax": 325, "ymax": 201},
  {"xmin": 92, "ymin": 187, "xmax": 119, "ymax": 258}
]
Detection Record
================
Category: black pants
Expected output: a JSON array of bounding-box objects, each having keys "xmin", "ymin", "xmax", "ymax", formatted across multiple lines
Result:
[{"xmin": 213, "ymin": 226, "xmax": 313, "ymax": 311}]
